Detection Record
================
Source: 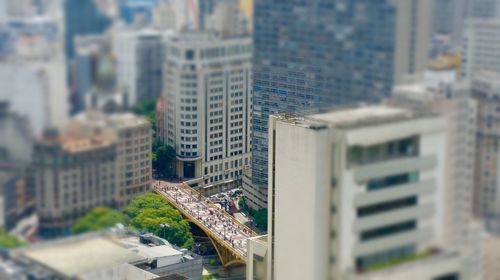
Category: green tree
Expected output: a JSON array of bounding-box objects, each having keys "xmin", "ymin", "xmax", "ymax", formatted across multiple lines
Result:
[
  {"xmin": 127, "ymin": 193, "xmax": 194, "ymax": 249},
  {"xmin": 238, "ymin": 196, "xmax": 247, "ymax": 210},
  {"xmin": 0, "ymin": 227, "xmax": 25, "ymax": 249},
  {"xmin": 72, "ymin": 207, "xmax": 128, "ymax": 234},
  {"xmin": 152, "ymin": 139, "xmax": 176, "ymax": 179},
  {"xmin": 252, "ymin": 208, "xmax": 268, "ymax": 231},
  {"xmin": 133, "ymin": 99, "xmax": 157, "ymax": 128}
]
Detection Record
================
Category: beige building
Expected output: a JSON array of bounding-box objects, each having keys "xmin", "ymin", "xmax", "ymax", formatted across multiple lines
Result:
[
  {"xmin": 462, "ymin": 19, "xmax": 500, "ymax": 80},
  {"xmin": 467, "ymin": 72, "xmax": 500, "ymax": 220},
  {"xmin": 246, "ymin": 235, "xmax": 268, "ymax": 280},
  {"xmin": 390, "ymin": 0, "xmax": 432, "ymax": 85},
  {"xmin": 163, "ymin": 32, "xmax": 252, "ymax": 195},
  {"xmin": 35, "ymin": 111, "xmax": 152, "ymax": 237},
  {"xmin": 248, "ymin": 105, "xmax": 467, "ymax": 280},
  {"xmin": 390, "ymin": 83, "xmax": 483, "ymax": 279},
  {"xmin": 482, "ymin": 231, "xmax": 500, "ymax": 280}
]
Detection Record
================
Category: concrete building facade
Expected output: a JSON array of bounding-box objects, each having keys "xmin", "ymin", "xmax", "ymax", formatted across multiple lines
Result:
[
  {"xmin": 113, "ymin": 29, "xmax": 170, "ymax": 106},
  {"xmin": 247, "ymin": 0, "xmax": 432, "ymax": 210},
  {"xmin": 163, "ymin": 32, "xmax": 252, "ymax": 195},
  {"xmin": 390, "ymin": 0, "xmax": 432, "ymax": 85},
  {"xmin": 262, "ymin": 105, "xmax": 465, "ymax": 279},
  {"xmin": 34, "ymin": 111, "xmax": 152, "ymax": 236},
  {"xmin": 469, "ymin": 72, "xmax": 500, "ymax": 220},
  {"xmin": 390, "ymin": 83, "xmax": 483, "ymax": 279},
  {"xmin": 462, "ymin": 19, "xmax": 500, "ymax": 80}
]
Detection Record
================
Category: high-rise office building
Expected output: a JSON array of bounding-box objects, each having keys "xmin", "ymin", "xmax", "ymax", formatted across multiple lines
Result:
[
  {"xmin": 468, "ymin": 0, "xmax": 500, "ymax": 19},
  {"xmin": 64, "ymin": 0, "xmax": 111, "ymax": 59},
  {"xmin": 204, "ymin": 0, "xmax": 251, "ymax": 36},
  {"xmin": 0, "ymin": 16, "xmax": 68, "ymax": 135},
  {"xmin": 390, "ymin": 0, "xmax": 432, "ymax": 85},
  {"xmin": 469, "ymin": 72, "xmax": 500, "ymax": 220},
  {"xmin": 0, "ymin": 102, "xmax": 36, "ymax": 232},
  {"xmin": 431, "ymin": 0, "xmax": 468, "ymax": 42},
  {"xmin": 162, "ymin": 32, "xmax": 252, "ymax": 194},
  {"xmin": 462, "ymin": 19, "xmax": 500, "ymax": 80},
  {"xmin": 153, "ymin": 0, "xmax": 178, "ymax": 30},
  {"xmin": 34, "ymin": 111, "xmax": 152, "ymax": 236},
  {"xmin": 0, "ymin": 58, "xmax": 69, "ymax": 136},
  {"xmin": 1, "ymin": 0, "xmax": 35, "ymax": 19},
  {"xmin": 254, "ymin": 105, "xmax": 466, "ymax": 280},
  {"xmin": 73, "ymin": 34, "xmax": 111, "ymax": 113},
  {"xmin": 113, "ymin": 28, "xmax": 169, "ymax": 106},
  {"xmin": 390, "ymin": 83, "xmax": 483, "ymax": 279},
  {"xmin": 247, "ymin": 0, "xmax": 430, "ymax": 210},
  {"xmin": 431, "ymin": 0, "xmax": 500, "ymax": 48}
]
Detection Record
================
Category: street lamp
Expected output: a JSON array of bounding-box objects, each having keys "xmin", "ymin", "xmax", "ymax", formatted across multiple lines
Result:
[{"xmin": 160, "ymin": 223, "xmax": 171, "ymax": 238}]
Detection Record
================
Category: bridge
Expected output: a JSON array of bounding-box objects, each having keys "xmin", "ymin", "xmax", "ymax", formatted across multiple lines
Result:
[{"xmin": 153, "ymin": 181, "xmax": 257, "ymax": 268}]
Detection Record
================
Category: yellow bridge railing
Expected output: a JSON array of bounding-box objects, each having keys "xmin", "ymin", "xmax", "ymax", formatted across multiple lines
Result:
[{"xmin": 154, "ymin": 181, "xmax": 258, "ymax": 267}]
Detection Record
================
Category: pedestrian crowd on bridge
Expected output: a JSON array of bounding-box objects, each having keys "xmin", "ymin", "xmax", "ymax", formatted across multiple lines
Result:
[{"xmin": 154, "ymin": 182, "xmax": 252, "ymax": 255}]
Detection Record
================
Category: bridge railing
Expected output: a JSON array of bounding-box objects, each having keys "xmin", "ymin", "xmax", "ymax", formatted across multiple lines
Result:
[
  {"xmin": 177, "ymin": 183, "xmax": 257, "ymax": 237},
  {"xmin": 154, "ymin": 182, "xmax": 258, "ymax": 261}
]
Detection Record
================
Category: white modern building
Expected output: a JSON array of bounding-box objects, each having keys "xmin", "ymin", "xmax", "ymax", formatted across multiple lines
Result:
[
  {"xmin": 462, "ymin": 19, "xmax": 500, "ymax": 80},
  {"xmin": 252, "ymin": 105, "xmax": 466, "ymax": 280},
  {"xmin": 163, "ymin": 31, "xmax": 252, "ymax": 194}
]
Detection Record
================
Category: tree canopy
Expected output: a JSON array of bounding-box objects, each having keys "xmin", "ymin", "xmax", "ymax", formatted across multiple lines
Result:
[
  {"xmin": 252, "ymin": 208, "xmax": 268, "ymax": 231},
  {"xmin": 0, "ymin": 227, "xmax": 25, "ymax": 249},
  {"xmin": 127, "ymin": 193, "xmax": 194, "ymax": 249},
  {"xmin": 133, "ymin": 99, "xmax": 176, "ymax": 179},
  {"xmin": 72, "ymin": 207, "xmax": 128, "ymax": 234},
  {"xmin": 152, "ymin": 139, "xmax": 176, "ymax": 179},
  {"xmin": 133, "ymin": 99, "xmax": 157, "ymax": 129}
]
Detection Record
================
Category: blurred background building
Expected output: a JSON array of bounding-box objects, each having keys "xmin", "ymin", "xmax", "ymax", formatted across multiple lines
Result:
[
  {"xmin": 34, "ymin": 111, "xmax": 151, "ymax": 237},
  {"xmin": 1, "ymin": 229, "xmax": 203, "ymax": 280}
]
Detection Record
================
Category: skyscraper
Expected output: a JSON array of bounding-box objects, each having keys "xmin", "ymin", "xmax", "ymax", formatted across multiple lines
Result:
[
  {"xmin": 462, "ymin": 19, "xmax": 500, "ymax": 80},
  {"xmin": 245, "ymin": 0, "xmax": 398, "ymax": 209},
  {"xmin": 390, "ymin": 83, "xmax": 483, "ymax": 279},
  {"xmin": 64, "ymin": 0, "xmax": 111, "ymax": 59},
  {"xmin": 469, "ymin": 72, "xmax": 500, "ymax": 220},
  {"xmin": 390, "ymin": 0, "xmax": 432, "ymax": 84},
  {"xmin": 162, "ymin": 32, "xmax": 253, "ymax": 194},
  {"xmin": 113, "ymin": 29, "xmax": 169, "ymax": 106}
]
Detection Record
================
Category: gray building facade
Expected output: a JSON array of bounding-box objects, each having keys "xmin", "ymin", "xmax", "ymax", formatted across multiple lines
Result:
[{"xmin": 246, "ymin": 0, "xmax": 397, "ymax": 209}]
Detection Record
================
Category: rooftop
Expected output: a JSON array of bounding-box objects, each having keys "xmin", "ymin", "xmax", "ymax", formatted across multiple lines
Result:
[
  {"xmin": 39, "ymin": 132, "xmax": 115, "ymax": 154},
  {"xmin": 119, "ymin": 235, "xmax": 183, "ymax": 259},
  {"xmin": 276, "ymin": 105, "xmax": 429, "ymax": 130},
  {"xmin": 134, "ymin": 245, "xmax": 183, "ymax": 260},
  {"xmin": 16, "ymin": 235, "xmax": 143, "ymax": 278}
]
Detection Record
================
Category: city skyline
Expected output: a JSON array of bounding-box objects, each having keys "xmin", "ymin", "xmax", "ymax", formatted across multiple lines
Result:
[{"xmin": 0, "ymin": 0, "xmax": 499, "ymax": 279}]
